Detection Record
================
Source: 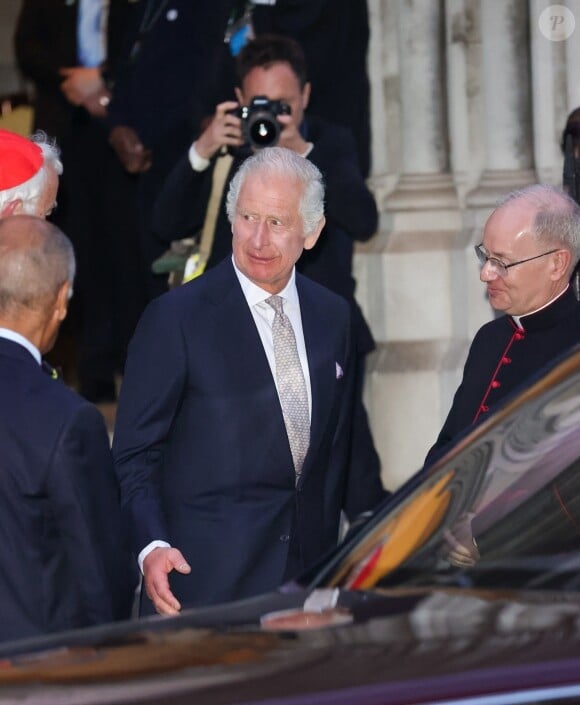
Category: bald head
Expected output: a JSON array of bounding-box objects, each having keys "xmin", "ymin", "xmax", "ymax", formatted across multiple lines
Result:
[
  {"xmin": 0, "ymin": 215, "xmax": 75, "ymax": 317},
  {"xmin": 494, "ymin": 184, "xmax": 580, "ymax": 274}
]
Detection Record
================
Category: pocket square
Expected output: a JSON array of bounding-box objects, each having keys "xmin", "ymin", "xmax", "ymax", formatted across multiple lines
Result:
[{"xmin": 336, "ymin": 362, "xmax": 344, "ymax": 380}]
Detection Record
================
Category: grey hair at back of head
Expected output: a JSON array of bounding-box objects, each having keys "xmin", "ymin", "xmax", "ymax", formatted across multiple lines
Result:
[
  {"xmin": 225, "ymin": 147, "xmax": 325, "ymax": 235},
  {"xmin": 0, "ymin": 131, "xmax": 62, "ymax": 214},
  {"xmin": 0, "ymin": 216, "xmax": 75, "ymax": 315},
  {"xmin": 496, "ymin": 184, "xmax": 580, "ymax": 268}
]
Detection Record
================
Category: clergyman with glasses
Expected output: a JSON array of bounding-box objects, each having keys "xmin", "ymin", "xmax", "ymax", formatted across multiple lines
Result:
[{"xmin": 424, "ymin": 184, "xmax": 580, "ymax": 468}]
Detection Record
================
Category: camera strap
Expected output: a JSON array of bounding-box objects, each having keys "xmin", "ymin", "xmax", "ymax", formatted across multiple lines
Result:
[{"xmin": 183, "ymin": 151, "xmax": 234, "ymax": 283}]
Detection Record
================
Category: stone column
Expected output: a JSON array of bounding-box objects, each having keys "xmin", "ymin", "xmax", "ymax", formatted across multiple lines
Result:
[
  {"xmin": 356, "ymin": 0, "xmax": 463, "ymax": 491},
  {"xmin": 385, "ymin": 0, "xmax": 458, "ymax": 213},
  {"xmin": 529, "ymin": 0, "xmax": 568, "ymax": 185},
  {"xmin": 466, "ymin": 0, "xmax": 536, "ymax": 205}
]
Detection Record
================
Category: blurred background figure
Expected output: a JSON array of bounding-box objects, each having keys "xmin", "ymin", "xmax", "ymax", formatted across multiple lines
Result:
[
  {"xmin": 0, "ymin": 128, "xmax": 61, "ymax": 218},
  {"xmin": 216, "ymin": 0, "xmax": 372, "ymax": 176},
  {"xmin": 107, "ymin": 0, "xmax": 235, "ymax": 301},
  {"xmin": 14, "ymin": 0, "xmax": 146, "ymax": 403},
  {"xmin": 0, "ymin": 215, "xmax": 136, "ymax": 643}
]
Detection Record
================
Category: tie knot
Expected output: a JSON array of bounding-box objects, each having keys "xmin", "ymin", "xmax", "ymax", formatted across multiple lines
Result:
[{"xmin": 266, "ymin": 295, "xmax": 284, "ymax": 315}]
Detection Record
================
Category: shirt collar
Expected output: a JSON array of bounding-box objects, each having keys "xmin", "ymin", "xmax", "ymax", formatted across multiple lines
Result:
[
  {"xmin": 232, "ymin": 255, "xmax": 298, "ymax": 307},
  {"xmin": 0, "ymin": 328, "xmax": 41, "ymax": 364},
  {"xmin": 511, "ymin": 284, "xmax": 570, "ymax": 329}
]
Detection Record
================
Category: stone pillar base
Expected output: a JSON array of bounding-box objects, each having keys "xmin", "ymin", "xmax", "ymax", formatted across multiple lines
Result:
[
  {"xmin": 465, "ymin": 169, "xmax": 537, "ymax": 208},
  {"xmin": 364, "ymin": 339, "xmax": 470, "ymax": 491},
  {"xmin": 386, "ymin": 172, "xmax": 459, "ymax": 212}
]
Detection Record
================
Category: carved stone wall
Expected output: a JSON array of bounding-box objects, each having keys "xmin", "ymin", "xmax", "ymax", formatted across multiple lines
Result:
[{"xmin": 360, "ymin": 0, "xmax": 578, "ymax": 490}]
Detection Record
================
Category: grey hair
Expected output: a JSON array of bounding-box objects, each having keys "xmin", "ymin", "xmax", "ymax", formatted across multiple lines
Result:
[
  {"xmin": 0, "ymin": 216, "xmax": 75, "ymax": 315},
  {"xmin": 225, "ymin": 147, "xmax": 325, "ymax": 235},
  {"xmin": 496, "ymin": 184, "xmax": 580, "ymax": 269},
  {"xmin": 0, "ymin": 131, "xmax": 62, "ymax": 214}
]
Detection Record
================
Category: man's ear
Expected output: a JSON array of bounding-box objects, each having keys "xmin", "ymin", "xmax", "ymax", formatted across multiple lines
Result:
[
  {"xmin": 552, "ymin": 249, "xmax": 572, "ymax": 279},
  {"xmin": 303, "ymin": 215, "xmax": 325, "ymax": 251},
  {"xmin": 234, "ymin": 86, "xmax": 244, "ymax": 105},
  {"xmin": 54, "ymin": 281, "xmax": 72, "ymax": 322},
  {"xmin": 0, "ymin": 199, "xmax": 23, "ymax": 217}
]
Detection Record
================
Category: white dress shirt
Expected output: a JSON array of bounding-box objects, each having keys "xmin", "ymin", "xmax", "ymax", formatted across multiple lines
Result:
[
  {"xmin": 233, "ymin": 257, "xmax": 312, "ymax": 415},
  {"xmin": 0, "ymin": 328, "xmax": 40, "ymax": 365}
]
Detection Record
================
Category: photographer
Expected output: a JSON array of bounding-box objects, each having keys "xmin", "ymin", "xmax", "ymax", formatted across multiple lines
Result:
[{"xmin": 153, "ymin": 33, "xmax": 383, "ymax": 494}]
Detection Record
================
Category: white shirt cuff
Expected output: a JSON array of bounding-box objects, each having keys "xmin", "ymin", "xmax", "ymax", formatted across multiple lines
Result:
[
  {"xmin": 188, "ymin": 142, "xmax": 211, "ymax": 172},
  {"xmin": 138, "ymin": 540, "xmax": 171, "ymax": 574}
]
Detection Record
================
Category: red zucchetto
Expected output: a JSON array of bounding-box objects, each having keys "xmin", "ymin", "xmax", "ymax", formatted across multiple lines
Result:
[{"xmin": 0, "ymin": 129, "xmax": 43, "ymax": 191}]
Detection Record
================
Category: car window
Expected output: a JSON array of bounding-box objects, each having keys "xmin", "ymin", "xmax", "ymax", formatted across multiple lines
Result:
[{"xmin": 311, "ymin": 350, "xmax": 580, "ymax": 593}]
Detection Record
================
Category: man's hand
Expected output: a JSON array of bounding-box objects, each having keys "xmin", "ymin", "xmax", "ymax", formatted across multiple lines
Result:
[
  {"xmin": 195, "ymin": 101, "xmax": 244, "ymax": 159},
  {"xmin": 109, "ymin": 125, "xmax": 152, "ymax": 173},
  {"xmin": 82, "ymin": 89, "xmax": 110, "ymax": 118},
  {"xmin": 442, "ymin": 513, "xmax": 480, "ymax": 568},
  {"xmin": 59, "ymin": 67, "xmax": 103, "ymax": 105},
  {"xmin": 143, "ymin": 546, "xmax": 191, "ymax": 615},
  {"xmin": 275, "ymin": 112, "xmax": 309, "ymax": 155}
]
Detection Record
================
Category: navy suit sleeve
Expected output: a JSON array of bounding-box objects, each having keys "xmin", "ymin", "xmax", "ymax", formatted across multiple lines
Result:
[
  {"xmin": 308, "ymin": 121, "xmax": 378, "ymax": 241},
  {"xmin": 112, "ymin": 296, "xmax": 188, "ymax": 555},
  {"xmin": 49, "ymin": 403, "xmax": 136, "ymax": 622}
]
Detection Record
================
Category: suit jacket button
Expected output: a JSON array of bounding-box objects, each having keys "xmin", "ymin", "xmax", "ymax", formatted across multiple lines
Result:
[{"xmin": 279, "ymin": 534, "xmax": 290, "ymax": 542}]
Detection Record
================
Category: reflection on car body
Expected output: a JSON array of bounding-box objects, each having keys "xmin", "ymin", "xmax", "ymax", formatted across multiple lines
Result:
[{"xmin": 3, "ymin": 347, "xmax": 580, "ymax": 703}]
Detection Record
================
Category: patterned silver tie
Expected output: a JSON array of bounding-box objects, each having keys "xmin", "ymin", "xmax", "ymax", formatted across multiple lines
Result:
[{"xmin": 266, "ymin": 295, "xmax": 310, "ymax": 482}]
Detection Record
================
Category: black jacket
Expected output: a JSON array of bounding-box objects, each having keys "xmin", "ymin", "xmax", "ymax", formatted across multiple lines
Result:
[
  {"xmin": 14, "ymin": 0, "xmax": 137, "ymax": 139},
  {"xmin": 425, "ymin": 286, "xmax": 580, "ymax": 466}
]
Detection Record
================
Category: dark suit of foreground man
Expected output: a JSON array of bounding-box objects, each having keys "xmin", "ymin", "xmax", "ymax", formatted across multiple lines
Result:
[
  {"xmin": 113, "ymin": 147, "xmax": 385, "ymax": 616},
  {"xmin": 0, "ymin": 216, "xmax": 135, "ymax": 642}
]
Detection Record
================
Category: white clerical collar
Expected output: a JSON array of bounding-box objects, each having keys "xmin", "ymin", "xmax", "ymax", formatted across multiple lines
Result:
[
  {"xmin": 232, "ymin": 255, "xmax": 298, "ymax": 308},
  {"xmin": 511, "ymin": 284, "xmax": 569, "ymax": 329},
  {"xmin": 0, "ymin": 327, "xmax": 41, "ymax": 364}
]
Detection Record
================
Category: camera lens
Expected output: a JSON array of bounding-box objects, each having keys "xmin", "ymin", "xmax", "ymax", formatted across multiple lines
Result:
[{"xmin": 247, "ymin": 112, "xmax": 280, "ymax": 148}]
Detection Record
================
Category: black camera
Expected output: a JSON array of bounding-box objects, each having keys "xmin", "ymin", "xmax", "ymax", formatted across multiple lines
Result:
[{"xmin": 232, "ymin": 96, "xmax": 291, "ymax": 149}]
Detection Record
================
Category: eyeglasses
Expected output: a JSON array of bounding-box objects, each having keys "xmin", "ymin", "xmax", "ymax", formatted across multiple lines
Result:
[{"xmin": 474, "ymin": 244, "xmax": 559, "ymax": 277}]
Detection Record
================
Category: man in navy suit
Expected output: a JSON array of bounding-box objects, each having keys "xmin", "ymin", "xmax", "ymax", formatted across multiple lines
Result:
[
  {"xmin": 113, "ymin": 147, "xmax": 385, "ymax": 616},
  {"xmin": 154, "ymin": 34, "xmax": 382, "ymax": 502},
  {"xmin": 0, "ymin": 215, "xmax": 135, "ymax": 642}
]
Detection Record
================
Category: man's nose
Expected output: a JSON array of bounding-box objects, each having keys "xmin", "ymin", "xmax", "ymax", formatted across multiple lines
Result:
[
  {"xmin": 251, "ymin": 220, "xmax": 269, "ymax": 247},
  {"xmin": 480, "ymin": 260, "xmax": 498, "ymax": 282}
]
